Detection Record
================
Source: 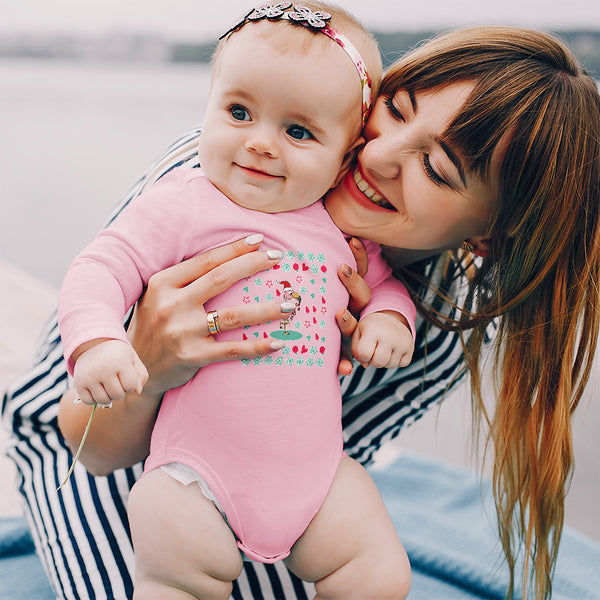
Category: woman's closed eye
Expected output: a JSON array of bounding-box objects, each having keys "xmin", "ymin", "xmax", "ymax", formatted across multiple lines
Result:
[
  {"xmin": 230, "ymin": 105, "xmax": 251, "ymax": 121},
  {"xmin": 385, "ymin": 94, "xmax": 453, "ymax": 188},
  {"xmin": 384, "ymin": 96, "xmax": 404, "ymax": 122},
  {"xmin": 421, "ymin": 154, "xmax": 447, "ymax": 187},
  {"xmin": 286, "ymin": 124, "xmax": 313, "ymax": 140}
]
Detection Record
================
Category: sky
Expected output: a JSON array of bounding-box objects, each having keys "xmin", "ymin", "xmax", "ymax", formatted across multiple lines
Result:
[{"xmin": 2, "ymin": 0, "xmax": 600, "ymax": 41}]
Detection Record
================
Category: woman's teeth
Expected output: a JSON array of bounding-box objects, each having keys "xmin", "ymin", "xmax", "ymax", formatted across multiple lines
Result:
[{"xmin": 353, "ymin": 169, "xmax": 394, "ymax": 210}]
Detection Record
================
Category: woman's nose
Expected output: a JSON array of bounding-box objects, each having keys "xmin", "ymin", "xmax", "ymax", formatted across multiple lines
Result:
[
  {"xmin": 245, "ymin": 129, "xmax": 278, "ymax": 158},
  {"xmin": 361, "ymin": 136, "xmax": 402, "ymax": 180}
]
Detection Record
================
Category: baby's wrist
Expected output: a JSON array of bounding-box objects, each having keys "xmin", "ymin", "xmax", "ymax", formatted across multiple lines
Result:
[{"xmin": 71, "ymin": 338, "xmax": 112, "ymax": 363}]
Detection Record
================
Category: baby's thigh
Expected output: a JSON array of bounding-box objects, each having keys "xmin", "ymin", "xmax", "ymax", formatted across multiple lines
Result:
[
  {"xmin": 286, "ymin": 456, "xmax": 410, "ymax": 599},
  {"xmin": 128, "ymin": 468, "xmax": 243, "ymax": 594}
]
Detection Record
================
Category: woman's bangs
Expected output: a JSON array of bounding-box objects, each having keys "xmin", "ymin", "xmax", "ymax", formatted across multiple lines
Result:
[{"xmin": 443, "ymin": 76, "xmax": 516, "ymax": 180}]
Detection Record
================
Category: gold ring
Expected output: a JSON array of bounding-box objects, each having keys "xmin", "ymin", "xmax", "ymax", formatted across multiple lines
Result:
[{"xmin": 206, "ymin": 310, "xmax": 221, "ymax": 335}]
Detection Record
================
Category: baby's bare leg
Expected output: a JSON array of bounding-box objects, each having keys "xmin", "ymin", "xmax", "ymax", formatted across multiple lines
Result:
[
  {"xmin": 127, "ymin": 468, "xmax": 243, "ymax": 600},
  {"xmin": 285, "ymin": 457, "xmax": 410, "ymax": 600}
]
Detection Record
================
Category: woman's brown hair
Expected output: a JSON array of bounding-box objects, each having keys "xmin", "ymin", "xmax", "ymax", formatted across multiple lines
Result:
[{"xmin": 386, "ymin": 27, "xmax": 600, "ymax": 599}]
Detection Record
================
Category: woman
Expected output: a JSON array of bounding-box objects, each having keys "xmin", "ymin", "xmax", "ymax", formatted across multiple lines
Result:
[{"xmin": 4, "ymin": 26, "xmax": 600, "ymax": 600}]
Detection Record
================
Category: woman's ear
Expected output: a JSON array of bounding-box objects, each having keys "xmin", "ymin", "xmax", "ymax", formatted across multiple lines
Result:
[
  {"xmin": 464, "ymin": 237, "xmax": 491, "ymax": 257},
  {"xmin": 333, "ymin": 136, "xmax": 365, "ymax": 188}
]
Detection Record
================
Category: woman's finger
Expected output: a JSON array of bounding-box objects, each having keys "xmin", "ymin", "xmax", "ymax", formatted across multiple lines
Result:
[
  {"xmin": 188, "ymin": 338, "xmax": 286, "ymax": 368},
  {"xmin": 335, "ymin": 308, "xmax": 358, "ymax": 339},
  {"xmin": 185, "ymin": 249, "xmax": 283, "ymax": 305},
  {"xmin": 152, "ymin": 234, "xmax": 268, "ymax": 289},
  {"xmin": 204, "ymin": 301, "xmax": 298, "ymax": 336},
  {"xmin": 337, "ymin": 356, "xmax": 354, "ymax": 376},
  {"xmin": 335, "ymin": 308, "xmax": 358, "ymax": 376},
  {"xmin": 348, "ymin": 237, "xmax": 369, "ymax": 277},
  {"xmin": 337, "ymin": 263, "xmax": 371, "ymax": 316}
]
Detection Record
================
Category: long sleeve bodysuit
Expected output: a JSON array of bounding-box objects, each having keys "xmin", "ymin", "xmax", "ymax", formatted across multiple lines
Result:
[{"xmin": 58, "ymin": 167, "xmax": 416, "ymax": 562}]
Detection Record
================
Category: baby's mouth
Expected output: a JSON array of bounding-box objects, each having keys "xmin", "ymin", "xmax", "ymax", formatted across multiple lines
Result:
[{"xmin": 353, "ymin": 168, "xmax": 394, "ymax": 210}]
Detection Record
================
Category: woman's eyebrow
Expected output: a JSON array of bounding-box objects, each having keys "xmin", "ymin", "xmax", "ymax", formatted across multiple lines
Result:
[{"xmin": 437, "ymin": 137, "xmax": 466, "ymax": 187}]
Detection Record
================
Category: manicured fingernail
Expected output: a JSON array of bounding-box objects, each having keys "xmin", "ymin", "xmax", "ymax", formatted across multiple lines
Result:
[
  {"xmin": 269, "ymin": 340, "xmax": 285, "ymax": 350},
  {"xmin": 266, "ymin": 249, "xmax": 283, "ymax": 260},
  {"xmin": 340, "ymin": 309, "xmax": 350, "ymax": 322},
  {"xmin": 280, "ymin": 301, "xmax": 296, "ymax": 312},
  {"xmin": 245, "ymin": 234, "xmax": 264, "ymax": 245},
  {"xmin": 341, "ymin": 264, "xmax": 353, "ymax": 278},
  {"xmin": 350, "ymin": 238, "xmax": 363, "ymax": 250}
]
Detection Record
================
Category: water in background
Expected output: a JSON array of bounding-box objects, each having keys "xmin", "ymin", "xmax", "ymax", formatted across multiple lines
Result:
[
  {"xmin": 2, "ymin": 59, "xmax": 598, "ymax": 289},
  {"xmin": 0, "ymin": 58, "xmax": 212, "ymax": 288}
]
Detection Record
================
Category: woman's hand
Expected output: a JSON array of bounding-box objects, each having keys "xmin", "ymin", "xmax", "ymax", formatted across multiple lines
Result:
[
  {"xmin": 335, "ymin": 238, "xmax": 371, "ymax": 376},
  {"xmin": 128, "ymin": 233, "xmax": 290, "ymax": 395},
  {"xmin": 58, "ymin": 234, "xmax": 289, "ymax": 474}
]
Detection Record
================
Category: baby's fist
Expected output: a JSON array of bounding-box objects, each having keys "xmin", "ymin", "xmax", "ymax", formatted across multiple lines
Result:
[
  {"xmin": 73, "ymin": 339, "xmax": 148, "ymax": 406},
  {"xmin": 352, "ymin": 311, "xmax": 414, "ymax": 369}
]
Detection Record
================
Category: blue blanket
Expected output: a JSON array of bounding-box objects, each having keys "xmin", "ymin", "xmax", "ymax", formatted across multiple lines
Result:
[
  {"xmin": 371, "ymin": 451, "xmax": 600, "ymax": 599},
  {"xmin": 0, "ymin": 516, "xmax": 54, "ymax": 599},
  {"xmin": 1, "ymin": 451, "xmax": 598, "ymax": 599}
]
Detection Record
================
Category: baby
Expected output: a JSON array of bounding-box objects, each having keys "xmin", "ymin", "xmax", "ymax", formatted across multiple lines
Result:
[{"xmin": 58, "ymin": 3, "xmax": 414, "ymax": 598}]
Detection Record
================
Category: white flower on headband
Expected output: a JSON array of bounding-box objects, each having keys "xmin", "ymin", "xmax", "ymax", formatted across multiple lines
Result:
[
  {"xmin": 248, "ymin": 2, "xmax": 292, "ymax": 20},
  {"xmin": 288, "ymin": 5, "xmax": 332, "ymax": 29}
]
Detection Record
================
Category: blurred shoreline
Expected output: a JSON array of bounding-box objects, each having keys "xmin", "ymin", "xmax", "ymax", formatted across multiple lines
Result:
[{"xmin": 0, "ymin": 28, "xmax": 598, "ymax": 74}]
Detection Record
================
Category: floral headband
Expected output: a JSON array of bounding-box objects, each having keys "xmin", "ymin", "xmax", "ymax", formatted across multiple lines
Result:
[{"xmin": 219, "ymin": 2, "xmax": 373, "ymax": 126}]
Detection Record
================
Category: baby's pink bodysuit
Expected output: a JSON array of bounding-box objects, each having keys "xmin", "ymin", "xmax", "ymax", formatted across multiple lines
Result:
[{"xmin": 59, "ymin": 168, "xmax": 416, "ymax": 562}]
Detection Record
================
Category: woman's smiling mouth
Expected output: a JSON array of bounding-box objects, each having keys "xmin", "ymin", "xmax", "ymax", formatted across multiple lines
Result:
[{"xmin": 351, "ymin": 167, "xmax": 395, "ymax": 211}]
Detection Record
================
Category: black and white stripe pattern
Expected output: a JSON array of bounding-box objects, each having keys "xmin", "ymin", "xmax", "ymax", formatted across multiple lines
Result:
[{"xmin": 2, "ymin": 128, "xmax": 467, "ymax": 600}]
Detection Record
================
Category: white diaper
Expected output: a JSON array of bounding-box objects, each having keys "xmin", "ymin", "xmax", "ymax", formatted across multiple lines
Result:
[
  {"xmin": 161, "ymin": 462, "xmax": 251, "ymax": 561},
  {"xmin": 161, "ymin": 462, "xmax": 226, "ymax": 518}
]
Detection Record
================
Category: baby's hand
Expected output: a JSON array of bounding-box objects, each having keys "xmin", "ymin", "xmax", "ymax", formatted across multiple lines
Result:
[
  {"xmin": 73, "ymin": 339, "xmax": 148, "ymax": 406},
  {"xmin": 352, "ymin": 311, "xmax": 414, "ymax": 369}
]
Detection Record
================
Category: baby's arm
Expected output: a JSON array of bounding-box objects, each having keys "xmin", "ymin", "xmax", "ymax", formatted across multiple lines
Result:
[
  {"xmin": 59, "ymin": 171, "xmax": 193, "ymax": 392},
  {"xmin": 352, "ymin": 310, "xmax": 414, "ymax": 369},
  {"xmin": 351, "ymin": 239, "xmax": 417, "ymax": 369},
  {"xmin": 72, "ymin": 339, "xmax": 148, "ymax": 406}
]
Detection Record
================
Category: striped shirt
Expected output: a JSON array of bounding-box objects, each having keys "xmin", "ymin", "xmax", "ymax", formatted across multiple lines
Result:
[{"xmin": 1, "ymin": 126, "xmax": 469, "ymax": 600}]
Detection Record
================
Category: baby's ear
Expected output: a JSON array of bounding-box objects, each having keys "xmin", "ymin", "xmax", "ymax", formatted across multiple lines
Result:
[{"xmin": 333, "ymin": 136, "xmax": 365, "ymax": 188}]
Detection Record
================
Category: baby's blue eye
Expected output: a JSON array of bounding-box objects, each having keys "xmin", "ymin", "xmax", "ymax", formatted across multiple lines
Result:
[
  {"xmin": 231, "ymin": 105, "xmax": 250, "ymax": 121},
  {"xmin": 287, "ymin": 125, "xmax": 313, "ymax": 140}
]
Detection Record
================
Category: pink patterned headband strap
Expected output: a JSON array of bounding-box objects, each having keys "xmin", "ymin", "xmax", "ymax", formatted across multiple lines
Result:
[{"xmin": 219, "ymin": 2, "xmax": 373, "ymax": 125}]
